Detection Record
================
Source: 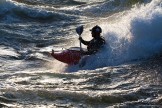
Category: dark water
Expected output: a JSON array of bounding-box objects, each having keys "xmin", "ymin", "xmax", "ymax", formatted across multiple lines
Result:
[{"xmin": 1, "ymin": 0, "xmax": 162, "ymax": 107}]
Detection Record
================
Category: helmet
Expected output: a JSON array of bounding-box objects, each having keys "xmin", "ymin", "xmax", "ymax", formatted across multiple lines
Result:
[{"xmin": 90, "ymin": 25, "xmax": 102, "ymax": 33}]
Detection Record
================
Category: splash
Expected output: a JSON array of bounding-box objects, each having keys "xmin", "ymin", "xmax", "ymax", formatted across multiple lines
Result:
[
  {"xmin": 68, "ymin": 0, "xmax": 162, "ymax": 70},
  {"xmin": 45, "ymin": 60, "xmax": 67, "ymax": 73}
]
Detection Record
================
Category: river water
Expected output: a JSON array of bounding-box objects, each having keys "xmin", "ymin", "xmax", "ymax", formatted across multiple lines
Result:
[{"xmin": 1, "ymin": 0, "xmax": 162, "ymax": 107}]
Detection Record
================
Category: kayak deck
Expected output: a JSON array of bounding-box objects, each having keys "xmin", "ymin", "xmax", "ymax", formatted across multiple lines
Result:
[{"xmin": 51, "ymin": 47, "xmax": 84, "ymax": 65}]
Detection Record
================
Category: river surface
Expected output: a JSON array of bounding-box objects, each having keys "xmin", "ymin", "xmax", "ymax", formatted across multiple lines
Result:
[{"xmin": 1, "ymin": 0, "xmax": 162, "ymax": 107}]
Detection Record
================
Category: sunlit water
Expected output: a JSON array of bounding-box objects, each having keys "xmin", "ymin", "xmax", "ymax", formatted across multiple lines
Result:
[{"xmin": 0, "ymin": 0, "xmax": 162, "ymax": 107}]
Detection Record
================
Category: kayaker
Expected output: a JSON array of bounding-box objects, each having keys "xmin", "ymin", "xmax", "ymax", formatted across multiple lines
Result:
[{"xmin": 79, "ymin": 25, "xmax": 105, "ymax": 55}]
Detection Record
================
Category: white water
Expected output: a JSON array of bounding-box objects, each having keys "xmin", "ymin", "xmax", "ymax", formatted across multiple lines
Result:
[{"xmin": 69, "ymin": 0, "xmax": 162, "ymax": 71}]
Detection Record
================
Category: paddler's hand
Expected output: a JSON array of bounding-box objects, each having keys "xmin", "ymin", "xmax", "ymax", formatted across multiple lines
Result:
[{"xmin": 78, "ymin": 37, "xmax": 82, "ymax": 41}]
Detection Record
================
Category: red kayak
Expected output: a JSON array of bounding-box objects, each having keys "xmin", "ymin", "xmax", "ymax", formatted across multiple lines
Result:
[{"xmin": 51, "ymin": 47, "xmax": 84, "ymax": 65}]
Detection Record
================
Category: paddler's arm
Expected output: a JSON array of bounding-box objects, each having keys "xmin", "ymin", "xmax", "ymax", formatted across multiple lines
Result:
[{"xmin": 79, "ymin": 37, "xmax": 90, "ymax": 45}]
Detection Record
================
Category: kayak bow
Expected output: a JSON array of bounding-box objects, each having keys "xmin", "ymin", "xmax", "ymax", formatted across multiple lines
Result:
[{"xmin": 51, "ymin": 47, "xmax": 82, "ymax": 65}]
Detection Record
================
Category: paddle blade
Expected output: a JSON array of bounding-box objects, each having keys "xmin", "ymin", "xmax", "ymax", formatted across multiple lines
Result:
[{"xmin": 76, "ymin": 25, "xmax": 83, "ymax": 35}]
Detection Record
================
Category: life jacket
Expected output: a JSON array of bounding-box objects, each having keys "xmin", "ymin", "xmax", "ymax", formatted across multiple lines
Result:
[{"xmin": 87, "ymin": 36, "xmax": 105, "ymax": 54}]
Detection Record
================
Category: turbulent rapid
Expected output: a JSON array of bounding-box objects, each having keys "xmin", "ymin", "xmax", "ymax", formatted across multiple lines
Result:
[{"xmin": 0, "ymin": 0, "xmax": 162, "ymax": 107}]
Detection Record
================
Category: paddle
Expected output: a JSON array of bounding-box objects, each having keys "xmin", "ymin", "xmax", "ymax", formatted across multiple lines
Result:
[{"xmin": 76, "ymin": 25, "xmax": 84, "ymax": 51}]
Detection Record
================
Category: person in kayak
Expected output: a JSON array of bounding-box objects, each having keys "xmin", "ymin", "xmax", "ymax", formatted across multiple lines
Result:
[
  {"xmin": 79, "ymin": 25, "xmax": 105, "ymax": 55},
  {"xmin": 78, "ymin": 25, "xmax": 105, "ymax": 67}
]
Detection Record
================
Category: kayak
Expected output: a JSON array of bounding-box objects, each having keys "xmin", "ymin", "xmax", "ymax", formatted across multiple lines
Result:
[
  {"xmin": 51, "ymin": 26, "xmax": 85, "ymax": 65},
  {"xmin": 51, "ymin": 47, "xmax": 84, "ymax": 65}
]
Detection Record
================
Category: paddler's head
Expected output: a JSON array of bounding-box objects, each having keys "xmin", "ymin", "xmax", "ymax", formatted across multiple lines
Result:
[{"xmin": 90, "ymin": 25, "xmax": 102, "ymax": 38}]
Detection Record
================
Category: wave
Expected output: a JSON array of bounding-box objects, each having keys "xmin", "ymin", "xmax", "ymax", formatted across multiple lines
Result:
[
  {"xmin": 68, "ymin": 0, "xmax": 162, "ymax": 70},
  {"xmin": 0, "ymin": 0, "xmax": 77, "ymax": 23},
  {"xmin": 0, "ymin": 0, "xmax": 151, "ymax": 23},
  {"xmin": 12, "ymin": 0, "xmax": 86, "ymax": 7},
  {"xmin": 82, "ymin": 0, "xmax": 151, "ymax": 17}
]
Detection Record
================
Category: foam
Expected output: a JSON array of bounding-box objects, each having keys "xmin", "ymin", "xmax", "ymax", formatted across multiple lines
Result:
[{"xmin": 76, "ymin": 0, "xmax": 162, "ymax": 70}]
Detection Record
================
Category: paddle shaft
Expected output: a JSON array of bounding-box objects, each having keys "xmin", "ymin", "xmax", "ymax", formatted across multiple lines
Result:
[
  {"xmin": 76, "ymin": 25, "xmax": 83, "ymax": 51},
  {"xmin": 79, "ymin": 35, "xmax": 82, "ymax": 51}
]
